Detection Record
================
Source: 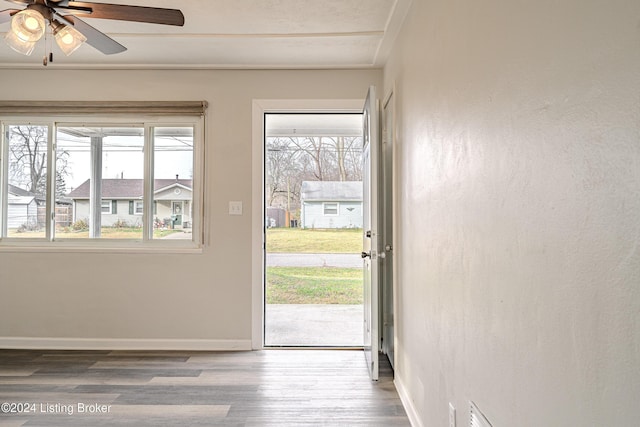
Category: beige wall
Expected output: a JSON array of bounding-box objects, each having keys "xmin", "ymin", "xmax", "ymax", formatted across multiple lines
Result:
[
  {"xmin": 0, "ymin": 69, "xmax": 381, "ymax": 346},
  {"xmin": 385, "ymin": 0, "xmax": 640, "ymax": 426}
]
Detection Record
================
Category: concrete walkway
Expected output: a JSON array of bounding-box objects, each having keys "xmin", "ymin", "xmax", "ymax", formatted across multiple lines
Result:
[
  {"xmin": 265, "ymin": 304, "xmax": 363, "ymax": 347},
  {"xmin": 265, "ymin": 254, "xmax": 364, "ymax": 346}
]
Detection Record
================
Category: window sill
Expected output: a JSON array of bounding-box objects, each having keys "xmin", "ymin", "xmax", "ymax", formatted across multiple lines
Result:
[{"xmin": 0, "ymin": 240, "xmax": 203, "ymax": 254}]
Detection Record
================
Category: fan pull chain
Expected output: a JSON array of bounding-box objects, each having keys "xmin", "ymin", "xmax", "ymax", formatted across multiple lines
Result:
[
  {"xmin": 42, "ymin": 27, "xmax": 54, "ymax": 66},
  {"xmin": 43, "ymin": 29, "xmax": 49, "ymax": 66}
]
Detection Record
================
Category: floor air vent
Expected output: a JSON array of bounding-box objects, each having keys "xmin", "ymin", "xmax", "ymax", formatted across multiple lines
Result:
[{"xmin": 470, "ymin": 401, "xmax": 492, "ymax": 427}]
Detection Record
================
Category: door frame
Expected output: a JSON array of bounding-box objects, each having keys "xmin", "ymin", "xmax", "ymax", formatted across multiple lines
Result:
[
  {"xmin": 251, "ymin": 99, "xmax": 364, "ymax": 349},
  {"xmin": 381, "ymin": 85, "xmax": 398, "ymax": 369}
]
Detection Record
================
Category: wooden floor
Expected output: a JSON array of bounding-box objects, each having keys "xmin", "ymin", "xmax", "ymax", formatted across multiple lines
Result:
[{"xmin": 0, "ymin": 349, "xmax": 410, "ymax": 426}]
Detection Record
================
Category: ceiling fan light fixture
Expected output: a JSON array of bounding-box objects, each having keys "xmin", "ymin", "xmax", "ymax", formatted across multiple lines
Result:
[
  {"xmin": 4, "ymin": 30, "xmax": 37, "ymax": 56},
  {"xmin": 54, "ymin": 23, "xmax": 87, "ymax": 56},
  {"xmin": 10, "ymin": 9, "xmax": 46, "ymax": 43}
]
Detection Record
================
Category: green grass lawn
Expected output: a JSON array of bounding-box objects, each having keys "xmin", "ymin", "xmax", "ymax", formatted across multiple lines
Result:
[
  {"xmin": 266, "ymin": 228, "xmax": 362, "ymax": 253},
  {"xmin": 266, "ymin": 266, "xmax": 363, "ymax": 304},
  {"xmin": 8, "ymin": 228, "xmax": 183, "ymax": 239},
  {"xmin": 266, "ymin": 228, "xmax": 363, "ymax": 304}
]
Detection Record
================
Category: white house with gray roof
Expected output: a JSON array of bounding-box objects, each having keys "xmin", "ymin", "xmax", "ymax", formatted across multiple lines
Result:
[
  {"xmin": 300, "ymin": 181, "xmax": 362, "ymax": 229},
  {"xmin": 67, "ymin": 178, "xmax": 193, "ymax": 229}
]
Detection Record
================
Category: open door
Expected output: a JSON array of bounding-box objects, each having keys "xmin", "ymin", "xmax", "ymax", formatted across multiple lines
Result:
[{"xmin": 362, "ymin": 86, "xmax": 380, "ymax": 380}]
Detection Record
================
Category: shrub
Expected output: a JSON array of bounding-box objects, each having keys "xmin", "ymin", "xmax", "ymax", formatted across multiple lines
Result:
[
  {"xmin": 72, "ymin": 218, "xmax": 89, "ymax": 231},
  {"xmin": 112, "ymin": 218, "xmax": 130, "ymax": 229},
  {"xmin": 16, "ymin": 222, "xmax": 40, "ymax": 233}
]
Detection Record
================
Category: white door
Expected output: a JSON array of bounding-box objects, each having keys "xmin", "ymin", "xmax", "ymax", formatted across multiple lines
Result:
[{"xmin": 362, "ymin": 86, "xmax": 380, "ymax": 380}]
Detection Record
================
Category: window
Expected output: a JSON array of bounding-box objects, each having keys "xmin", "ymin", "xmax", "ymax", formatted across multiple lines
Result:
[
  {"xmin": 323, "ymin": 202, "xmax": 339, "ymax": 216},
  {"xmin": 101, "ymin": 200, "xmax": 112, "ymax": 214},
  {"xmin": 152, "ymin": 127, "xmax": 194, "ymax": 239},
  {"xmin": 4, "ymin": 124, "xmax": 48, "ymax": 238},
  {"xmin": 0, "ymin": 102, "xmax": 205, "ymax": 250}
]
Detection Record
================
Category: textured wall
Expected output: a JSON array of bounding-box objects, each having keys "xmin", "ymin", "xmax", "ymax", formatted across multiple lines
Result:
[
  {"xmin": 385, "ymin": 0, "xmax": 640, "ymax": 425},
  {"xmin": 0, "ymin": 68, "xmax": 380, "ymax": 345}
]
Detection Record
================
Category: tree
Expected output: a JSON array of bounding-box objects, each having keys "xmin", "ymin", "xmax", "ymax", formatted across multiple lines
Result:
[
  {"xmin": 55, "ymin": 150, "xmax": 71, "ymax": 199},
  {"xmin": 265, "ymin": 135, "xmax": 363, "ymax": 214},
  {"xmin": 8, "ymin": 126, "xmax": 47, "ymax": 196},
  {"xmin": 8, "ymin": 125, "xmax": 70, "ymax": 199}
]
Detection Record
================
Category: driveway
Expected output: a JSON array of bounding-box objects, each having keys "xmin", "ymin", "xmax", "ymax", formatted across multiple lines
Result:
[{"xmin": 266, "ymin": 253, "xmax": 362, "ymax": 268}]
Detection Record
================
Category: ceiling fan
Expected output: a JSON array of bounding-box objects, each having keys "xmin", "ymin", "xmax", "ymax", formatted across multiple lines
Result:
[{"xmin": 0, "ymin": 0, "xmax": 184, "ymax": 62}]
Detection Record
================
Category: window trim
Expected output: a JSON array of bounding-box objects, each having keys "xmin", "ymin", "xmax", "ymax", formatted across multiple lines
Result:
[
  {"xmin": 0, "ymin": 114, "xmax": 205, "ymax": 253},
  {"xmin": 134, "ymin": 200, "xmax": 144, "ymax": 215},
  {"xmin": 101, "ymin": 200, "xmax": 113, "ymax": 215},
  {"xmin": 323, "ymin": 202, "xmax": 339, "ymax": 216},
  {"xmin": 0, "ymin": 101, "xmax": 207, "ymax": 116}
]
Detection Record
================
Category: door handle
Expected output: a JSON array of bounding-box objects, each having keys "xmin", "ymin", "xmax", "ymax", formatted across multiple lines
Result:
[{"xmin": 361, "ymin": 251, "xmax": 371, "ymax": 259}]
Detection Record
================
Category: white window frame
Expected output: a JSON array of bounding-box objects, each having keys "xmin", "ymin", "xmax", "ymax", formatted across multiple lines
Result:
[
  {"xmin": 0, "ymin": 115, "xmax": 205, "ymax": 253},
  {"xmin": 323, "ymin": 202, "xmax": 339, "ymax": 216},
  {"xmin": 101, "ymin": 200, "xmax": 113, "ymax": 214},
  {"xmin": 134, "ymin": 200, "xmax": 144, "ymax": 215}
]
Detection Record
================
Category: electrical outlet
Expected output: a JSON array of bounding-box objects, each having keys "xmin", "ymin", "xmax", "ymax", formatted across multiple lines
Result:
[{"xmin": 449, "ymin": 402, "xmax": 456, "ymax": 427}]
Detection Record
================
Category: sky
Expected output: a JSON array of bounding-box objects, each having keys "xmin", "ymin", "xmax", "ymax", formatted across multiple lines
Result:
[{"xmin": 56, "ymin": 127, "xmax": 194, "ymax": 192}]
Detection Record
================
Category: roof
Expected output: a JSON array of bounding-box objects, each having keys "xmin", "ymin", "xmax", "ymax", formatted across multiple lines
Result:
[
  {"xmin": 300, "ymin": 181, "xmax": 362, "ymax": 202},
  {"xmin": 8, "ymin": 184, "xmax": 35, "ymax": 197},
  {"xmin": 67, "ymin": 179, "xmax": 193, "ymax": 199},
  {"xmin": 8, "ymin": 194, "xmax": 35, "ymax": 205}
]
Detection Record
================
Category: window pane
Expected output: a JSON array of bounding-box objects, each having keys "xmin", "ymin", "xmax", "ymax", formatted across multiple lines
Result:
[
  {"xmin": 152, "ymin": 127, "xmax": 193, "ymax": 240},
  {"xmin": 102, "ymin": 127, "xmax": 144, "ymax": 238},
  {"xmin": 56, "ymin": 129, "xmax": 90, "ymax": 238},
  {"xmin": 60, "ymin": 126, "xmax": 144, "ymax": 239},
  {"xmin": 324, "ymin": 203, "xmax": 338, "ymax": 215},
  {"xmin": 6, "ymin": 125, "xmax": 48, "ymax": 238}
]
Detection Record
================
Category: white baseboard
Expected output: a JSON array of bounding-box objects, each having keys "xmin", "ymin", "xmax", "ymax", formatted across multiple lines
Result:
[
  {"xmin": 395, "ymin": 377, "xmax": 423, "ymax": 427},
  {"xmin": 0, "ymin": 337, "xmax": 252, "ymax": 351}
]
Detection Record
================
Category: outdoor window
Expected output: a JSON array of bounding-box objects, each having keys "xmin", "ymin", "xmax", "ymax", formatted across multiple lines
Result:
[
  {"xmin": 4, "ymin": 124, "xmax": 48, "ymax": 238},
  {"xmin": 0, "ymin": 101, "xmax": 205, "ymax": 250},
  {"xmin": 134, "ymin": 201, "xmax": 144, "ymax": 215},
  {"xmin": 101, "ymin": 200, "xmax": 112, "ymax": 214},
  {"xmin": 323, "ymin": 202, "xmax": 339, "ymax": 216}
]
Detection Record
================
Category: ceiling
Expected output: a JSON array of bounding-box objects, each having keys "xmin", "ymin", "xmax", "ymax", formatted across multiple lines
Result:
[
  {"xmin": 266, "ymin": 114, "xmax": 363, "ymax": 137},
  {"xmin": 0, "ymin": 0, "xmax": 411, "ymax": 69}
]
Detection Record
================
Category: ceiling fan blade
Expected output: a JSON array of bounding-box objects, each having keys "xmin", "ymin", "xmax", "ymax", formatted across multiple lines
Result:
[
  {"xmin": 62, "ymin": 15, "xmax": 127, "ymax": 55},
  {"xmin": 0, "ymin": 9, "xmax": 19, "ymax": 24},
  {"xmin": 4, "ymin": 0, "xmax": 34, "ymax": 5},
  {"xmin": 63, "ymin": 2, "xmax": 184, "ymax": 26}
]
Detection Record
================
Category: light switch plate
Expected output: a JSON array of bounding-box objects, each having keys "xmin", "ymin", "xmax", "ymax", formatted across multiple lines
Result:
[{"xmin": 229, "ymin": 201, "xmax": 243, "ymax": 215}]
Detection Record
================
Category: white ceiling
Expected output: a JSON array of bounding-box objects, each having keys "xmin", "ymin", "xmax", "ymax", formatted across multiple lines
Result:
[
  {"xmin": 0, "ymin": 0, "xmax": 411, "ymax": 69},
  {"xmin": 266, "ymin": 114, "xmax": 363, "ymax": 137}
]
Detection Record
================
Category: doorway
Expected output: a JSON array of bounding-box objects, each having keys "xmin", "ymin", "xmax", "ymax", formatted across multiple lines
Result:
[{"xmin": 263, "ymin": 113, "xmax": 364, "ymax": 347}]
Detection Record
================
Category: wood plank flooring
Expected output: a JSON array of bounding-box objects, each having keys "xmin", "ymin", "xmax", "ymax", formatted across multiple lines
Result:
[{"xmin": 0, "ymin": 349, "xmax": 410, "ymax": 426}]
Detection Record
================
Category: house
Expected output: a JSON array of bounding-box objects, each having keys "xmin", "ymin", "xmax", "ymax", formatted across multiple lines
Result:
[
  {"xmin": 66, "ymin": 178, "xmax": 193, "ymax": 229},
  {"xmin": 6, "ymin": 184, "xmax": 73, "ymax": 230},
  {"xmin": 300, "ymin": 181, "xmax": 362, "ymax": 229},
  {"xmin": 0, "ymin": 1, "xmax": 638, "ymax": 426},
  {"xmin": 6, "ymin": 184, "xmax": 38, "ymax": 229}
]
